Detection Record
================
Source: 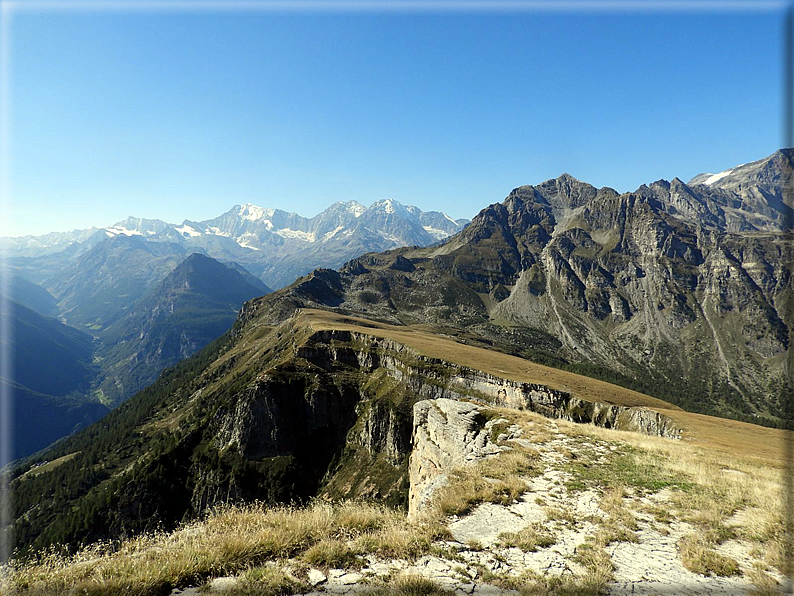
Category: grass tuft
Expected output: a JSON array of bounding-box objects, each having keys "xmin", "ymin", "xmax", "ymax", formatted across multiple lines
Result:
[
  {"xmin": 301, "ymin": 539, "xmax": 359, "ymax": 570},
  {"xmin": 223, "ymin": 565, "xmax": 311, "ymax": 596},
  {"xmin": 432, "ymin": 447, "xmax": 537, "ymax": 518},
  {"xmin": 678, "ymin": 534, "xmax": 741, "ymax": 577},
  {"xmin": 498, "ymin": 522, "xmax": 556, "ymax": 552},
  {"xmin": 360, "ymin": 574, "xmax": 454, "ymax": 596}
]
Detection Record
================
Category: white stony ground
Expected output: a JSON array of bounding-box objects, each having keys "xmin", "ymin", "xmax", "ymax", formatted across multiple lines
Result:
[{"xmin": 172, "ymin": 423, "xmax": 789, "ymax": 595}]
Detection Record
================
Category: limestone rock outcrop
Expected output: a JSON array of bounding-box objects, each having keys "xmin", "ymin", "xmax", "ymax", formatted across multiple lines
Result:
[{"xmin": 408, "ymin": 399, "xmax": 513, "ymax": 519}]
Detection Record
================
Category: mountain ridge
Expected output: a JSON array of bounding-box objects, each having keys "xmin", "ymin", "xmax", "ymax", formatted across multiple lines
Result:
[{"xmin": 6, "ymin": 148, "xmax": 792, "ymax": 568}]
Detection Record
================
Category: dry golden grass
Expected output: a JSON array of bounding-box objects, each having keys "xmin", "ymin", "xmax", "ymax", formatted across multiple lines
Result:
[
  {"xmin": 8, "ymin": 403, "xmax": 788, "ymax": 596},
  {"xmin": 498, "ymin": 522, "xmax": 556, "ymax": 552},
  {"xmin": 678, "ymin": 533, "xmax": 741, "ymax": 577},
  {"xmin": 664, "ymin": 410, "xmax": 791, "ymax": 463},
  {"xmin": 429, "ymin": 446, "xmax": 538, "ymax": 519},
  {"xmin": 544, "ymin": 414, "xmax": 787, "ymax": 592},
  {"xmin": 220, "ymin": 564, "xmax": 311, "ymax": 596},
  {"xmin": 301, "ymin": 539, "xmax": 359, "ymax": 570},
  {"xmin": 463, "ymin": 406, "xmax": 786, "ymax": 593},
  {"xmin": 543, "ymin": 506, "xmax": 579, "ymax": 527},
  {"xmin": 7, "ymin": 501, "xmax": 443, "ymax": 596},
  {"xmin": 359, "ymin": 574, "xmax": 455, "ymax": 596},
  {"xmin": 592, "ymin": 486, "xmax": 637, "ymax": 545},
  {"xmin": 484, "ymin": 562, "xmax": 612, "ymax": 596},
  {"xmin": 9, "ymin": 313, "xmax": 790, "ymax": 596},
  {"xmin": 353, "ymin": 522, "xmax": 449, "ymax": 560},
  {"xmin": 746, "ymin": 562, "xmax": 785, "ymax": 596}
]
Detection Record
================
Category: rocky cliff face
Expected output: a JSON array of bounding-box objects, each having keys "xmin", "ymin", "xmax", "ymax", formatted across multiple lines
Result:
[{"xmin": 175, "ymin": 328, "xmax": 683, "ymax": 521}]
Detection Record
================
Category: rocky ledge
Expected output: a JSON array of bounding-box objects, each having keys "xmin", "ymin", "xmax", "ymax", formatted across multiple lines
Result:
[{"xmin": 299, "ymin": 329, "xmax": 682, "ymax": 440}]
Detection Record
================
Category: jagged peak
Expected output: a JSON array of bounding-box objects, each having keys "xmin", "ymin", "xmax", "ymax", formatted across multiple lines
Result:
[
  {"xmin": 556, "ymin": 172, "xmax": 581, "ymax": 183},
  {"xmin": 370, "ymin": 197, "xmax": 400, "ymax": 209},
  {"xmin": 687, "ymin": 148, "xmax": 793, "ymax": 188},
  {"xmin": 368, "ymin": 198, "xmax": 413, "ymax": 217}
]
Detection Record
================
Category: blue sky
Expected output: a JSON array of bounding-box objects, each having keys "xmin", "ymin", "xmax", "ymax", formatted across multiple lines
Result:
[{"xmin": 4, "ymin": 4, "xmax": 785, "ymax": 236}]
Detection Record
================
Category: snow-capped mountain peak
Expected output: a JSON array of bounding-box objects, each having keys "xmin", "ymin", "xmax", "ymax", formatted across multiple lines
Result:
[
  {"xmin": 236, "ymin": 203, "xmax": 276, "ymax": 222},
  {"xmin": 379, "ymin": 198, "xmax": 397, "ymax": 214},
  {"xmin": 346, "ymin": 201, "xmax": 367, "ymax": 217},
  {"xmin": 371, "ymin": 198, "xmax": 402, "ymax": 215},
  {"xmin": 702, "ymin": 169, "xmax": 734, "ymax": 185}
]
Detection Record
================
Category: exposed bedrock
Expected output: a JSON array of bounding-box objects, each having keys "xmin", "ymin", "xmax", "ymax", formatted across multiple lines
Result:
[
  {"xmin": 298, "ymin": 329, "xmax": 682, "ymax": 439},
  {"xmin": 408, "ymin": 399, "xmax": 512, "ymax": 519}
]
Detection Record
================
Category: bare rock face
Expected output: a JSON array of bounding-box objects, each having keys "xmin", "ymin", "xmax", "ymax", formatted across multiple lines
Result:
[{"xmin": 408, "ymin": 399, "xmax": 509, "ymax": 520}]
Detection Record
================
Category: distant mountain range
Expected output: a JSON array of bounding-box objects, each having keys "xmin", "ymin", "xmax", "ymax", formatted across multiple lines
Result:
[
  {"xmin": 3, "ymin": 199, "xmax": 469, "ymax": 290},
  {"xmin": 3, "ymin": 152, "xmax": 791, "ymax": 466}
]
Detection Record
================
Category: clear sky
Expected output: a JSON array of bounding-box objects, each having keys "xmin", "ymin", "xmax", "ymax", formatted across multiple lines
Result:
[{"xmin": 3, "ymin": 2, "xmax": 786, "ymax": 237}]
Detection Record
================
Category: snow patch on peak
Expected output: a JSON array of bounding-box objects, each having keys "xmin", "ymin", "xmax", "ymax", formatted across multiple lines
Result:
[
  {"xmin": 323, "ymin": 225, "xmax": 346, "ymax": 240},
  {"xmin": 104, "ymin": 225, "xmax": 143, "ymax": 237},
  {"xmin": 346, "ymin": 201, "xmax": 367, "ymax": 217},
  {"xmin": 238, "ymin": 240, "xmax": 261, "ymax": 251},
  {"xmin": 175, "ymin": 224, "xmax": 202, "ymax": 238},
  {"xmin": 205, "ymin": 226, "xmax": 231, "ymax": 237},
  {"xmin": 372, "ymin": 198, "xmax": 400, "ymax": 214},
  {"xmin": 238, "ymin": 203, "xmax": 274, "ymax": 222},
  {"xmin": 704, "ymin": 169, "xmax": 733, "ymax": 185},
  {"xmin": 442, "ymin": 213, "xmax": 458, "ymax": 225},
  {"xmin": 275, "ymin": 228, "xmax": 315, "ymax": 242},
  {"xmin": 377, "ymin": 230, "xmax": 404, "ymax": 244},
  {"xmin": 422, "ymin": 225, "xmax": 450, "ymax": 241}
]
